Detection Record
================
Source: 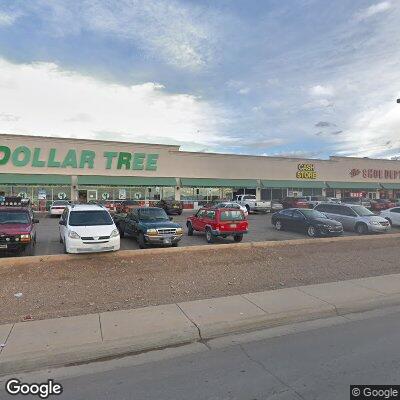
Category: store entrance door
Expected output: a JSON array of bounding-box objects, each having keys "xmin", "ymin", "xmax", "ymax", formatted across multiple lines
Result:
[
  {"xmin": 87, "ymin": 190, "xmax": 98, "ymax": 202},
  {"xmin": 78, "ymin": 190, "xmax": 88, "ymax": 203}
]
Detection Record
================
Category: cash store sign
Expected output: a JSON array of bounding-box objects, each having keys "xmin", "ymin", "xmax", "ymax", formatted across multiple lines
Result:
[
  {"xmin": 296, "ymin": 163, "xmax": 317, "ymax": 179},
  {"xmin": 0, "ymin": 145, "xmax": 159, "ymax": 171}
]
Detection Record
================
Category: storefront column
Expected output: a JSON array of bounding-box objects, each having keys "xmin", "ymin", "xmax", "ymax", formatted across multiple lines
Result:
[
  {"xmin": 375, "ymin": 190, "xmax": 380, "ymax": 200},
  {"xmin": 174, "ymin": 186, "xmax": 181, "ymax": 201},
  {"xmin": 321, "ymin": 187, "xmax": 327, "ymax": 197},
  {"xmin": 71, "ymin": 176, "xmax": 78, "ymax": 202},
  {"xmin": 256, "ymin": 186, "xmax": 261, "ymax": 201}
]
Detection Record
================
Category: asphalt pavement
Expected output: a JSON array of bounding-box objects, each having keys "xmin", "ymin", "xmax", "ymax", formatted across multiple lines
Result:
[
  {"xmin": 32, "ymin": 210, "xmax": 372, "ymax": 256},
  {"xmin": 3, "ymin": 307, "xmax": 400, "ymax": 400}
]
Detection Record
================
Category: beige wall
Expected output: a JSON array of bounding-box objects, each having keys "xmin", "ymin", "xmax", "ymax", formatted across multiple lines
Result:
[{"xmin": 1, "ymin": 134, "xmax": 400, "ymax": 183}]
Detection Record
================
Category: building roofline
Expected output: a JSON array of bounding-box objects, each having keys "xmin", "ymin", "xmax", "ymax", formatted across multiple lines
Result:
[{"xmin": 0, "ymin": 133, "xmax": 181, "ymax": 150}]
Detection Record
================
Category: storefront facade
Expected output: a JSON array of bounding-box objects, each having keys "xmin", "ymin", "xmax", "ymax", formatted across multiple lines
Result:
[{"xmin": 1, "ymin": 134, "xmax": 400, "ymax": 208}]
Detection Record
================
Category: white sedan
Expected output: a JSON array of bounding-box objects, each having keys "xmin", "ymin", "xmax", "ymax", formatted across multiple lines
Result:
[
  {"xmin": 49, "ymin": 200, "xmax": 69, "ymax": 217},
  {"xmin": 380, "ymin": 207, "xmax": 400, "ymax": 226}
]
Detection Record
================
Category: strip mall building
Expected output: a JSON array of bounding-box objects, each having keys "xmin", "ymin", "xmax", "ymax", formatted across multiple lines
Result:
[{"xmin": 1, "ymin": 134, "xmax": 399, "ymax": 209}]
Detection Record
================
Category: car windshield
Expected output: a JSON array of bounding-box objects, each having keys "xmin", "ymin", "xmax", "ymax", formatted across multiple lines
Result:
[
  {"xmin": 68, "ymin": 210, "xmax": 113, "ymax": 226},
  {"xmin": 220, "ymin": 210, "xmax": 245, "ymax": 221},
  {"xmin": 139, "ymin": 208, "xmax": 169, "ymax": 221},
  {"xmin": 299, "ymin": 209, "xmax": 328, "ymax": 219},
  {"xmin": 351, "ymin": 205, "xmax": 374, "ymax": 216},
  {"xmin": 0, "ymin": 211, "xmax": 30, "ymax": 224},
  {"xmin": 53, "ymin": 201, "xmax": 69, "ymax": 206}
]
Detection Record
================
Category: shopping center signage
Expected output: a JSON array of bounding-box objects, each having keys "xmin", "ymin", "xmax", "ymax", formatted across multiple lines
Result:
[
  {"xmin": 350, "ymin": 168, "xmax": 400, "ymax": 180},
  {"xmin": 296, "ymin": 163, "xmax": 317, "ymax": 179},
  {"xmin": 0, "ymin": 146, "xmax": 159, "ymax": 171}
]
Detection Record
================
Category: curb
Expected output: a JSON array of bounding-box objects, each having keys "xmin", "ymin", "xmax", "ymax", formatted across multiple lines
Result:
[
  {"xmin": 1, "ymin": 232, "xmax": 400, "ymax": 268},
  {"xmin": 2, "ymin": 276, "xmax": 400, "ymax": 375}
]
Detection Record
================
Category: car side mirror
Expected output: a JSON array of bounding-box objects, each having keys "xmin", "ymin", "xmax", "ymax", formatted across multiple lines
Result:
[
  {"xmin": 59, "ymin": 220, "xmax": 65, "ymax": 225},
  {"xmin": 33, "ymin": 218, "xmax": 39, "ymax": 224}
]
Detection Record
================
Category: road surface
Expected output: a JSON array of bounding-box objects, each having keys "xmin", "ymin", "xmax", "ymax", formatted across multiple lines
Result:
[{"xmin": 2, "ymin": 307, "xmax": 400, "ymax": 399}]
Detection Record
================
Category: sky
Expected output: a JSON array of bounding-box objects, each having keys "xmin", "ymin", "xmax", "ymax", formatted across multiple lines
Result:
[{"xmin": 0, "ymin": 0, "xmax": 399, "ymax": 159}]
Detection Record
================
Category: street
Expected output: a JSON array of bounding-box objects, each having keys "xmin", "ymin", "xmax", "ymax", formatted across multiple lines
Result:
[{"xmin": 2, "ymin": 307, "xmax": 400, "ymax": 400}]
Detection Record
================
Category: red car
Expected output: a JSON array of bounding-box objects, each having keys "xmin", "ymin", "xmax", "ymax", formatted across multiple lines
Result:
[
  {"xmin": 0, "ymin": 197, "xmax": 39, "ymax": 256},
  {"xmin": 186, "ymin": 207, "xmax": 248, "ymax": 243},
  {"xmin": 281, "ymin": 197, "xmax": 310, "ymax": 209},
  {"xmin": 115, "ymin": 200, "xmax": 138, "ymax": 214},
  {"xmin": 370, "ymin": 199, "xmax": 395, "ymax": 211}
]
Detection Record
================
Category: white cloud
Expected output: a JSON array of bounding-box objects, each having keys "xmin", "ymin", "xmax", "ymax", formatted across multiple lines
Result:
[
  {"xmin": 27, "ymin": 0, "xmax": 222, "ymax": 70},
  {"xmin": 0, "ymin": 11, "xmax": 19, "ymax": 26},
  {"xmin": 355, "ymin": 1, "xmax": 392, "ymax": 21},
  {"xmin": 0, "ymin": 58, "xmax": 228, "ymax": 146},
  {"xmin": 309, "ymin": 84, "xmax": 335, "ymax": 97}
]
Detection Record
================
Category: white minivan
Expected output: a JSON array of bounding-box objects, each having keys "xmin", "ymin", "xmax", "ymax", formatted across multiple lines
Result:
[{"xmin": 59, "ymin": 204, "xmax": 120, "ymax": 253}]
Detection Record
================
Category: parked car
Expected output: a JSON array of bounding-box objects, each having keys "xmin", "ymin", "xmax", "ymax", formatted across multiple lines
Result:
[
  {"xmin": 235, "ymin": 195, "xmax": 271, "ymax": 213},
  {"xmin": 115, "ymin": 199, "xmax": 138, "ymax": 214},
  {"xmin": 271, "ymin": 200, "xmax": 283, "ymax": 212},
  {"xmin": 314, "ymin": 203, "xmax": 390, "ymax": 234},
  {"xmin": 114, "ymin": 207, "xmax": 183, "ymax": 248},
  {"xmin": 59, "ymin": 204, "xmax": 120, "ymax": 253},
  {"xmin": 49, "ymin": 200, "xmax": 70, "ymax": 217},
  {"xmin": 341, "ymin": 197, "xmax": 372, "ymax": 209},
  {"xmin": 370, "ymin": 199, "xmax": 395, "ymax": 211},
  {"xmin": 0, "ymin": 197, "xmax": 39, "ymax": 256},
  {"xmin": 281, "ymin": 197, "xmax": 309, "ymax": 209},
  {"xmin": 271, "ymin": 208, "xmax": 343, "ymax": 237},
  {"xmin": 154, "ymin": 199, "xmax": 183, "ymax": 215},
  {"xmin": 186, "ymin": 207, "xmax": 248, "ymax": 243},
  {"xmin": 380, "ymin": 207, "xmax": 400, "ymax": 226},
  {"xmin": 214, "ymin": 201, "xmax": 248, "ymax": 217}
]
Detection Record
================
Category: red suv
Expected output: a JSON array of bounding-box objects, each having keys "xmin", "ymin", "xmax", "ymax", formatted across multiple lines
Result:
[
  {"xmin": 370, "ymin": 199, "xmax": 395, "ymax": 211},
  {"xmin": 0, "ymin": 197, "xmax": 39, "ymax": 255},
  {"xmin": 186, "ymin": 207, "xmax": 248, "ymax": 243}
]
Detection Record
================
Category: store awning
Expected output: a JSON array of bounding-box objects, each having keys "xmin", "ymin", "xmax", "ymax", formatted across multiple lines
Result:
[
  {"xmin": 380, "ymin": 183, "xmax": 400, "ymax": 190},
  {"xmin": 326, "ymin": 181, "xmax": 381, "ymax": 189},
  {"xmin": 261, "ymin": 180, "xmax": 327, "ymax": 189},
  {"xmin": 77, "ymin": 176, "xmax": 176, "ymax": 186},
  {"xmin": 180, "ymin": 178, "xmax": 258, "ymax": 188},
  {"xmin": 0, "ymin": 174, "xmax": 71, "ymax": 185}
]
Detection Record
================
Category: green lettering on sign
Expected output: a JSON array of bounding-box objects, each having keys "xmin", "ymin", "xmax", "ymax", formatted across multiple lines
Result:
[
  {"xmin": 61, "ymin": 149, "xmax": 78, "ymax": 168},
  {"xmin": 0, "ymin": 146, "xmax": 11, "ymax": 166},
  {"xmin": 145, "ymin": 154, "xmax": 159, "ymax": 171},
  {"xmin": 79, "ymin": 150, "xmax": 95, "ymax": 169},
  {"xmin": 12, "ymin": 146, "xmax": 31, "ymax": 167},
  {"xmin": 103, "ymin": 151, "xmax": 118, "ymax": 169},
  {"xmin": 32, "ymin": 148, "xmax": 45, "ymax": 167},
  {"xmin": 132, "ymin": 153, "xmax": 145, "ymax": 170},
  {"xmin": 48, "ymin": 148, "xmax": 61, "ymax": 168},
  {"xmin": 117, "ymin": 152, "xmax": 131, "ymax": 169}
]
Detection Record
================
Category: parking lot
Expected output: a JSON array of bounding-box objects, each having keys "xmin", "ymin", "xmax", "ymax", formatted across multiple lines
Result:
[{"xmin": 30, "ymin": 210, "xmax": 400, "ymax": 256}]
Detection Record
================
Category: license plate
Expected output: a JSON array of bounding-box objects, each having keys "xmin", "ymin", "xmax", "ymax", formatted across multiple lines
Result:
[
  {"xmin": 173, "ymin": 205, "xmax": 178, "ymax": 208},
  {"xmin": 163, "ymin": 238, "xmax": 171, "ymax": 244},
  {"xmin": 0, "ymin": 244, "xmax": 7, "ymax": 249},
  {"xmin": 230, "ymin": 224, "xmax": 237, "ymax": 228}
]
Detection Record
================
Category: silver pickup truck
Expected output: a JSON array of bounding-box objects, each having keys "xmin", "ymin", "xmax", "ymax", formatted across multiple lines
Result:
[{"xmin": 235, "ymin": 195, "xmax": 271, "ymax": 213}]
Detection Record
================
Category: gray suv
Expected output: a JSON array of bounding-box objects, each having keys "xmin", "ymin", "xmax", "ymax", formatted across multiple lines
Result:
[{"xmin": 314, "ymin": 203, "xmax": 390, "ymax": 234}]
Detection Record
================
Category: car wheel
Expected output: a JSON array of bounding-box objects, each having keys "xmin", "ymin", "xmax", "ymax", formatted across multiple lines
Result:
[
  {"xmin": 138, "ymin": 232, "xmax": 147, "ymax": 249},
  {"xmin": 59, "ymin": 235, "xmax": 63, "ymax": 243},
  {"xmin": 171, "ymin": 242, "xmax": 179, "ymax": 247},
  {"xmin": 233, "ymin": 234, "xmax": 243, "ymax": 242},
  {"xmin": 385, "ymin": 218, "xmax": 392, "ymax": 226},
  {"xmin": 118, "ymin": 225, "xmax": 125, "ymax": 238},
  {"xmin": 245, "ymin": 205, "xmax": 250, "ymax": 214},
  {"xmin": 187, "ymin": 222, "xmax": 194, "ymax": 236},
  {"xmin": 275, "ymin": 220, "xmax": 283, "ymax": 231},
  {"xmin": 205, "ymin": 228, "xmax": 215, "ymax": 243},
  {"xmin": 307, "ymin": 226, "xmax": 316, "ymax": 237},
  {"xmin": 356, "ymin": 223, "xmax": 368, "ymax": 235}
]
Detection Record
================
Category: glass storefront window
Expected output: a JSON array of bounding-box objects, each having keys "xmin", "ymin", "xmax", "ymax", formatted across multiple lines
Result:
[{"xmin": 162, "ymin": 187, "xmax": 175, "ymax": 200}]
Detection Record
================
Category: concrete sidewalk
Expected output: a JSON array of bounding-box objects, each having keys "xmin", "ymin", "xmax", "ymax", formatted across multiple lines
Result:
[{"xmin": 2, "ymin": 273, "xmax": 400, "ymax": 375}]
